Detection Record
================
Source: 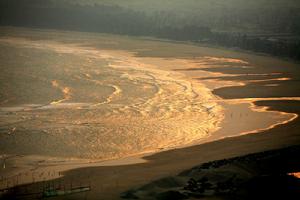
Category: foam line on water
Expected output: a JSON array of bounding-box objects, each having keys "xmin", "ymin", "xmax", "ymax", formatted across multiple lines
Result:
[{"xmin": 0, "ymin": 36, "xmax": 224, "ymax": 161}]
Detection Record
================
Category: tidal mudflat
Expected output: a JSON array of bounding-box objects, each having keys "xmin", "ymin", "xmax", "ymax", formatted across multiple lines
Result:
[{"xmin": 0, "ymin": 27, "xmax": 299, "ymax": 199}]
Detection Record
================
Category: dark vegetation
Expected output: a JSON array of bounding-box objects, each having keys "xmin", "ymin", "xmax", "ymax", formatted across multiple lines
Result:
[
  {"xmin": 1, "ymin": 0, "xmax": 300, "ymax": 60},
  {"xmin": 121, "ymin": 145, "xmax": 300, "ymax": 199}
]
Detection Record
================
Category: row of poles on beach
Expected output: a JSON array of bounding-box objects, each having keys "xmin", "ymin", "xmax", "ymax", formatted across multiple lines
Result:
[
  {"xmin": 0, "ymin": 170, "xmax": 92, "ymax": 199},
  {"xmin": 0, "ymin": 170, "xmax": 61, "ymax": 190}
]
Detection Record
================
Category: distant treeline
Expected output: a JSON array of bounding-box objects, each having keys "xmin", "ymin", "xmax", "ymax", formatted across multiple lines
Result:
[
  {"xmin": 211, "ymin": 33, "xmax": 300, "ymax": 60},
  {"xmin": 0, "ymin": 0, "xmax": 300, "ymax": 60}
]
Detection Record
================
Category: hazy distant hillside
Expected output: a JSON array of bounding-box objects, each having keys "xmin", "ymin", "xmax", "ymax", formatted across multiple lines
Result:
[
  {"xmin": 2, "ymin": 0, "xmax": 300, "ymax": 33},
  {"xmin": 70, "ymin": 0, "xmax": 300, "ymax": 32},
  {"xmin": 73, "ymin": 0, "xmax": 300, "ymax": 11},
  {"xmin": 1, "ymin": 0, "xmax": 300, "ymax": 59}
]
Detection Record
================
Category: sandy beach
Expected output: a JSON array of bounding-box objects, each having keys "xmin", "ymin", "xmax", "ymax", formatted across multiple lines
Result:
[{"xmin": 0, "ymin": 27, "xmax": 300, "ymax": 199}]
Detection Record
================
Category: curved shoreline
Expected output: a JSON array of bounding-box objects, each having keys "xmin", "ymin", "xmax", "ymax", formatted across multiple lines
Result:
[
  {"xmin": 1, "ymin": 47, "xmax": 294, "ymax": 173},
  {"xmin": 0, "ymin": 27, "xmax": 300, "ymax": 199}
]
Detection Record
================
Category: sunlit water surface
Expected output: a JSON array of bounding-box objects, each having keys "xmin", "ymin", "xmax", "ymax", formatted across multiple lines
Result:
[{"xmin": 0, "ymin": 36, "xmax": 222, "ymax": 160}]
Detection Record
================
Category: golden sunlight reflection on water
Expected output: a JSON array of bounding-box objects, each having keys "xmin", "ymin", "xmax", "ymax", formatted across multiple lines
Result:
[{"xmin": 0, "ymin": 37, "xmax": 223, "ymax": 160}]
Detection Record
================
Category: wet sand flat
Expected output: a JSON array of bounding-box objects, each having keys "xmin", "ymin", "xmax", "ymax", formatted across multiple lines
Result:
[{"xmin": 0, "ymin": 27, "xmax": 299, "ymax": 199}]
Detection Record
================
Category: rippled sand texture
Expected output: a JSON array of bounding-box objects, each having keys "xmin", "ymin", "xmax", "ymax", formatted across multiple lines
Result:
[{"xmin": 0, "ymin": 36, "xmax": 223, "ymax": 160}]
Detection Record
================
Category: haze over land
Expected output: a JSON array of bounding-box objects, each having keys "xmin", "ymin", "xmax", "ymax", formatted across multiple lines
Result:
[
  {"xmin": 1, "ymin": 0, "xmax": 300, "ymax": 59},
  {"xmin": 3, "ymin": 0, "xmax": 300, "ymax": 31},
  {"xmin": 76, "ymin": 0, "xmax": 300, "ymax": 31}
]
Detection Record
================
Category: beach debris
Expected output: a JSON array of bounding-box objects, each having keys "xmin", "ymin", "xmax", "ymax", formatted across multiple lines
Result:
[{"xmin": 8, "ymin": 127, "xmax": 16, "ymax": 135}]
